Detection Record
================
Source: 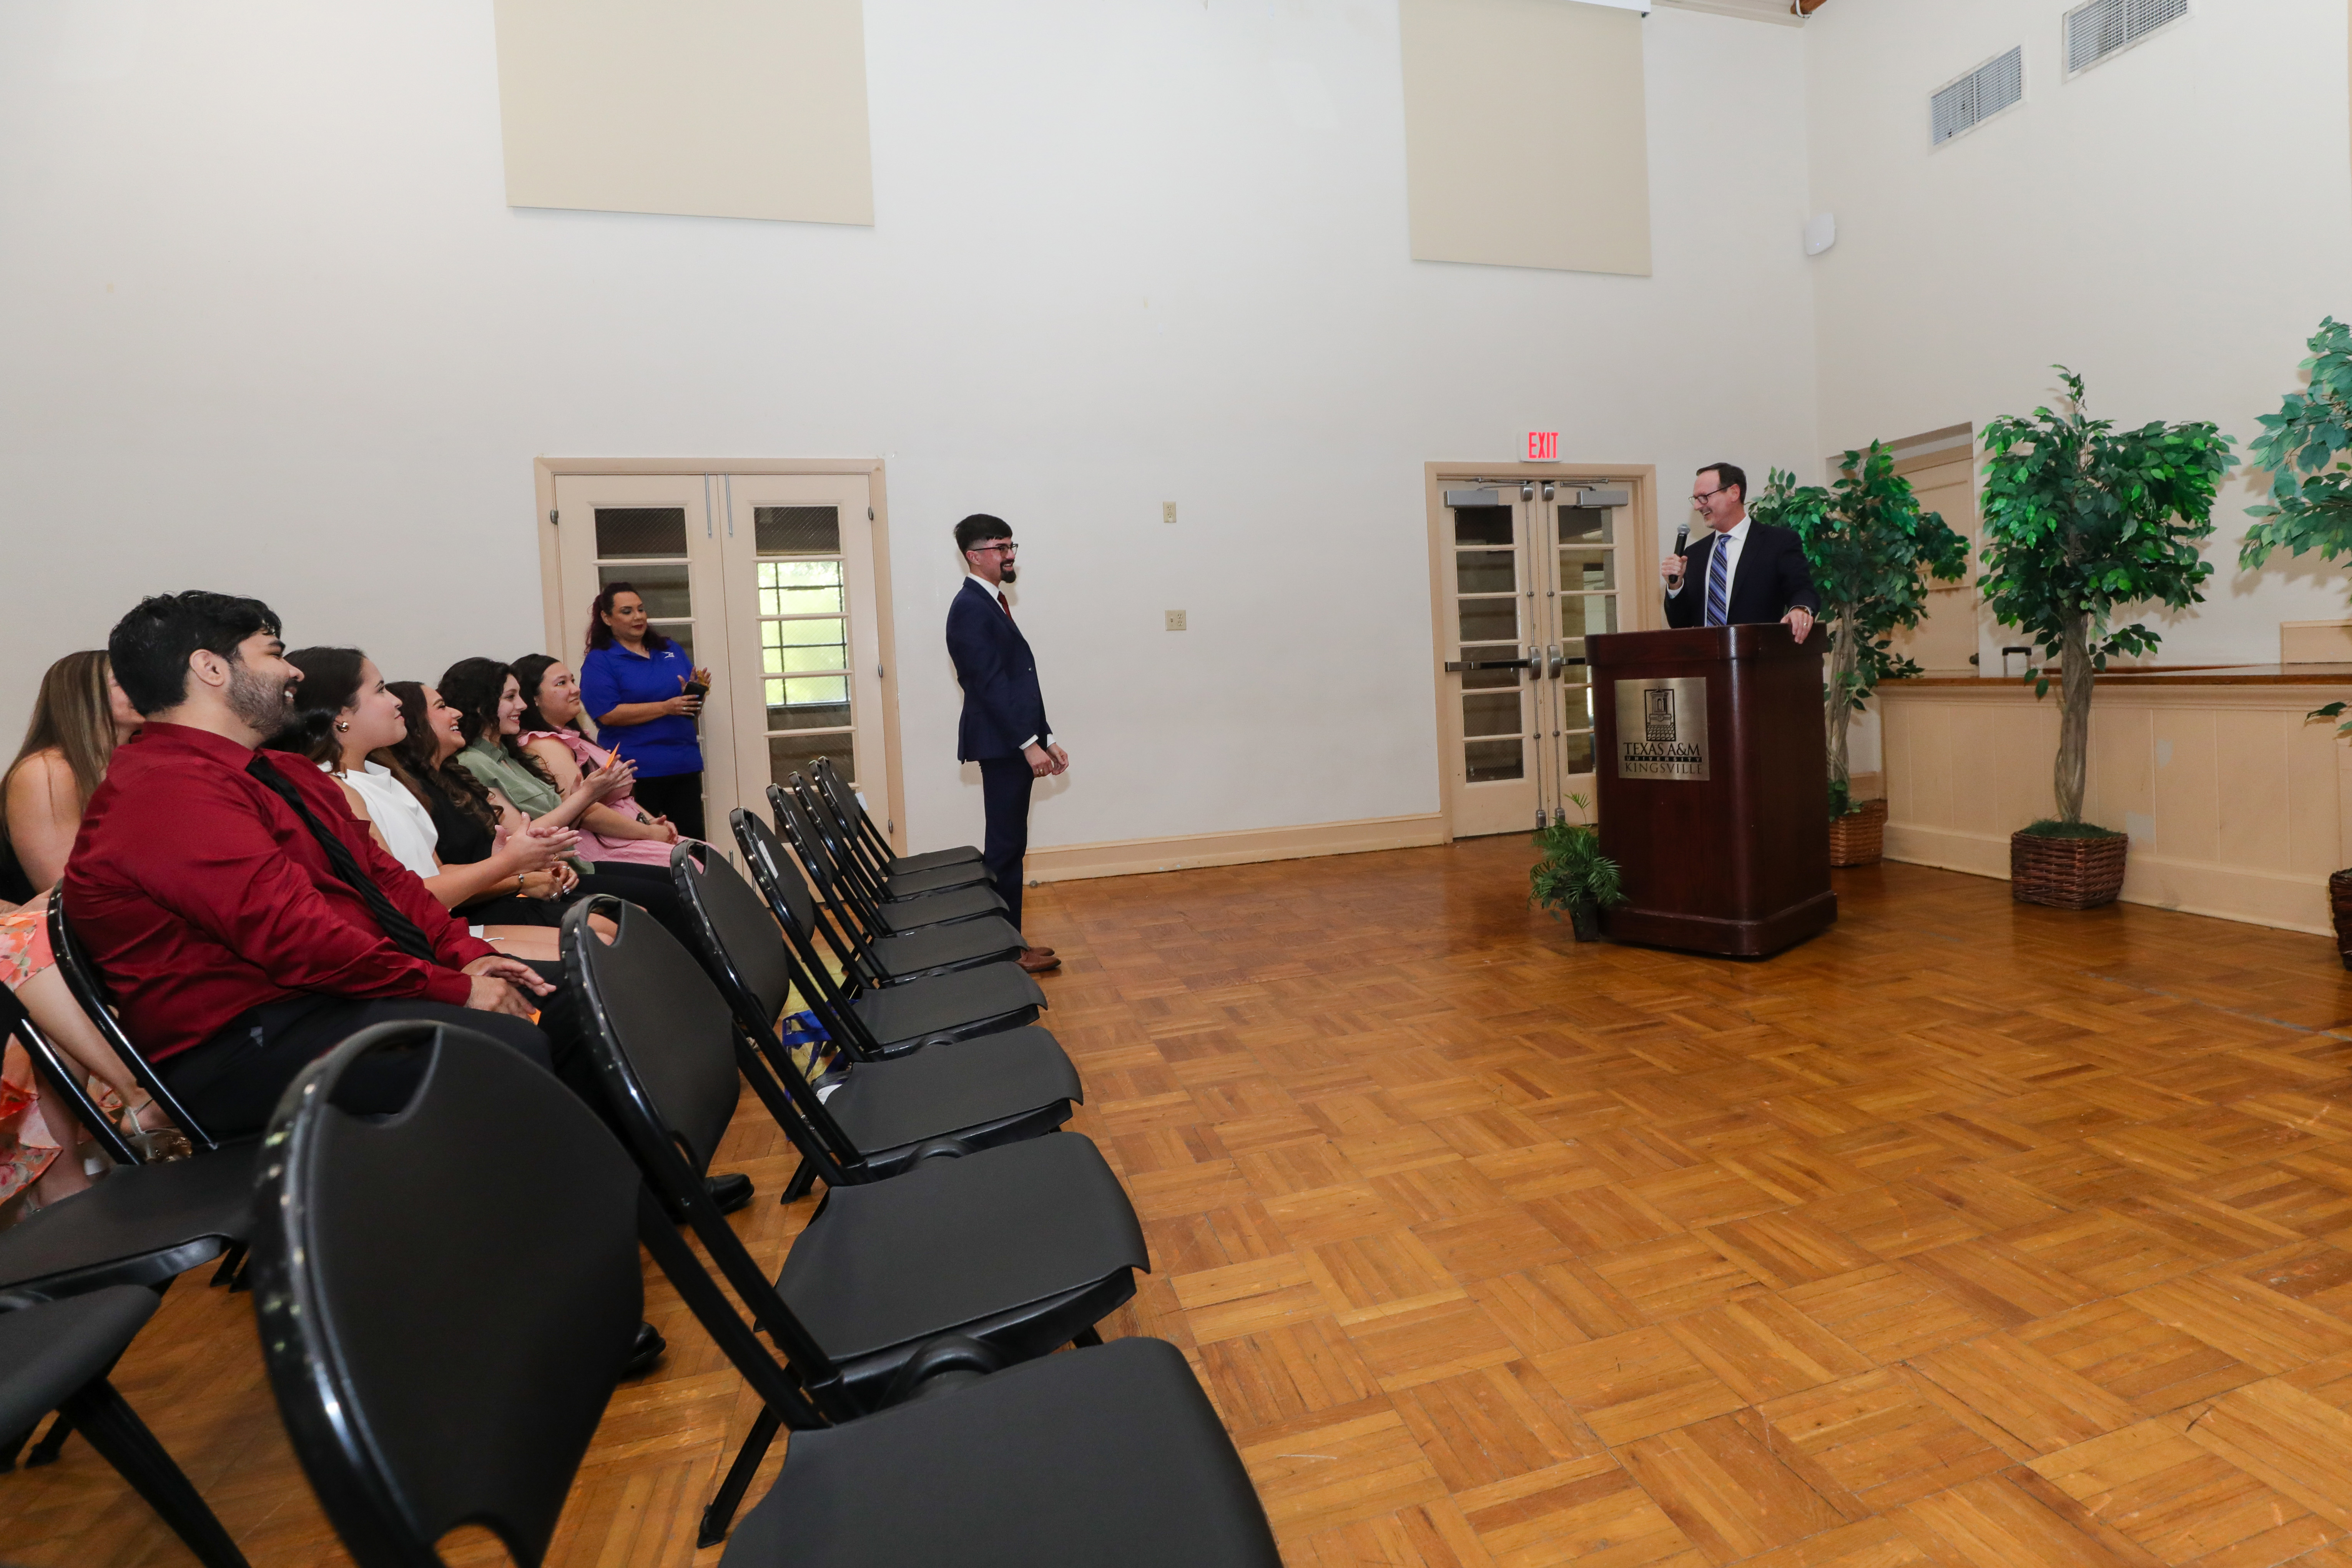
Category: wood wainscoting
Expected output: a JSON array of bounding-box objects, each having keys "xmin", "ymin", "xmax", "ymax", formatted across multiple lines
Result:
[{"xmin": 1877, "ymin": 673, "xmax": 2352, "ymax": 935}]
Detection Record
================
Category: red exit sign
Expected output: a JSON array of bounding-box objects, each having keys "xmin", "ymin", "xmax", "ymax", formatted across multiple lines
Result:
[{"xmin": 1524, "ymin": 431, "xmax": 1559, "ymax": 461}]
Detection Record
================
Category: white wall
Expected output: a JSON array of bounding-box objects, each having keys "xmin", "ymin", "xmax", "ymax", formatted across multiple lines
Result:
[
  {"xmin": 1804, "ymin": 0, "xmax": 2352, "ymax": 673},
  {"xmin": 0, "ymin": 0, "xmax": 1819, "ymax": 854}
]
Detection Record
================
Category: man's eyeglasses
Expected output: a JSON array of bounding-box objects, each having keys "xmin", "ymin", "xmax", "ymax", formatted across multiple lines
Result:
[
  {"xmin": 972, "ymin": 543, "xmax": 1019, "ymax": 555},
  {"xmin": 1690, "ymin": 489, "xmax": 1727, "ymax": 507}
]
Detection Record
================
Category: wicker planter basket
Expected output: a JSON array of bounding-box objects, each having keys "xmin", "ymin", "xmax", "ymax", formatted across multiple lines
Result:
[
  {"xmin": 2010, "ymin": 830, "xmax": 2129, "ymax": 910},
  {"xmin": 1828, "ymin": 799, "xmax": 1888, "ymax": 868},
  {"xmin": 2328, "ymin": 869, "xmax": 2352, "ymax": 970}
]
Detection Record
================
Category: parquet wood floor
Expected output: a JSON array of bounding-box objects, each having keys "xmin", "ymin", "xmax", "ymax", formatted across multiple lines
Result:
[{"xmin": 15, "ymin": 840, "xmax": 2352, "ymax": 1566}]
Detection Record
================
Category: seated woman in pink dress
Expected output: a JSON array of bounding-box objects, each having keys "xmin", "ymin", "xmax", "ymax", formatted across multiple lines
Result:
[
  {"xmin": 0, "ymin": 652, "xmax": 185, "ymax": 1211},
  {"xmin": 510, "ymin": 653, "xmax": 687, "ymax": 866}
]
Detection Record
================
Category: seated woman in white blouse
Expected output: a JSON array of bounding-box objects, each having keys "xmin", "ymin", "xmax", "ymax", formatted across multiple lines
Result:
[{"xmin": 278, "ymin": 647, "xmax": 580, "ymax": 963}]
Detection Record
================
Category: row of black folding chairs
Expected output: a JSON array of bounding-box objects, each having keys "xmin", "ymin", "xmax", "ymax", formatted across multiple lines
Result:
[{"xmin": 247, "ymin": 829, "xmax": 1282, "ymax": 1564}]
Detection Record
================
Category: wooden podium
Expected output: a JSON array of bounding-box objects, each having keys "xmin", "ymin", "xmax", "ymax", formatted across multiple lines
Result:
[{"xmin": 1587, "ymin": 625, "xmax": 1835, "ymax": 958}]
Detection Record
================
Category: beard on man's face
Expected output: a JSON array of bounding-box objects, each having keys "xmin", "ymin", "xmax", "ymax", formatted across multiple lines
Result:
[
  {"xmin": 226, "ymin": 661, "xmax": 297, "ymax": 736},
  {"xmin": 999, "ymin": 565, "xmax": 1018, "ymax": 584}
]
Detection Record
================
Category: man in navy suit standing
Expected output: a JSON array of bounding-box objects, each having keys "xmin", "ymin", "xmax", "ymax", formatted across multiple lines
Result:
[
  {"xmin": 947, "ymin": 513, "xmax": 1064, "ymax": 975},
  {"xmin": 1661, "ymin": 462, "xmax": 1820, "ymax": 639}
]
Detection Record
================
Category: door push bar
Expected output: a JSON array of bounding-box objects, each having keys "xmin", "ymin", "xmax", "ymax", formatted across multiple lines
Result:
[{"xmin": 1444, "ymin": 645, "xmax": 1591, "ymax": 676}]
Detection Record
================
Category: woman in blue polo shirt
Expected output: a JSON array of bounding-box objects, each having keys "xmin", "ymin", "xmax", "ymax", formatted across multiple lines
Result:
[{"xmin": 578, "ymin": 583, "xmax": 713, "ymax": 841}]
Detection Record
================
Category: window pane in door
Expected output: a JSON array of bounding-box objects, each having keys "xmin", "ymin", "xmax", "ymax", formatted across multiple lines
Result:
[
  {"xmin": 1459, "ymin": 598, "xmax": 1518, "ymax": 644},
  {"xmin": 1560, "ymin": 594, "xmax": 1617, "ymax": 642},
  {"xmin": 755, "ymin": 506, "xmax": 841, "ymax": 555},
  {"xmin": 768, "ymin": 696, "xmax": 852, "ymax": 731},
  {"xmin": 759, "ymin": 560, "xmax": 845, "ymax": 615},
  {"xmin": 1462, "ymin": 692, "xmax": 1519, "ymax": 737},
  {"xmin": 1456, "ymin": 550, "xmax": 1516, "ymax": 595},
  {"xmin": 594, "ymin": 507, "xmax": 689, "ymax": 559},
  {"xmin": 601, "ymin": 562, "xmax": 691, "ymax": 619},
  {"xmin": 770, "ymin": 732, "xmax": 852, "ymax": 787},
  {"xmin": 1453, "ymin": 507, "xmax": 1513, "ymax": 547},
  {"xmin": 1464, "ymin": 738, "xmax": 1523, "ymax": 782},
  {"xmin": 1559, "ymin": 549, "xmax": 1615, "ymax": 591},
  {"xmin": 1557, "ymin": 507, "xmax": 1612, "ymax": 544},
  {"xmin": 1562, "ymin": 731, "xmax": 1596, "ymax": 772}
]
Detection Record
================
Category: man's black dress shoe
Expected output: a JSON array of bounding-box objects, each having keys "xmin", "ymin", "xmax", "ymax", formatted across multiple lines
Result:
[
  {"xmin": 623, "ymin": 1321, "xmax": 666, "ymax": 1378},
  {"xmin": 655, "ymin": 1171, "xmax": 756, "ymax": 1222}
]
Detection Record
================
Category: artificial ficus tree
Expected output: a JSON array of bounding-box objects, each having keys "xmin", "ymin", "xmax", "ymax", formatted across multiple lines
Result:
[
  {"xmin": 1754, "ymin": 446, "xmax": 1970, "ymax": 809},
  {"xmin": 2239, "ymin": 316, "xmax": 2352, "ymax": 572},
  {"xmin": 1976, "ymin": 368, "xmax": 2236, "ymax": 827}
]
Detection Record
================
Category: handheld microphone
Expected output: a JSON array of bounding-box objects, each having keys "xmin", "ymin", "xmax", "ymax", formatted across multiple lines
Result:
[{"xmin": 1670, "ymin": 521, "xmax": 1689, "ymax": 584}]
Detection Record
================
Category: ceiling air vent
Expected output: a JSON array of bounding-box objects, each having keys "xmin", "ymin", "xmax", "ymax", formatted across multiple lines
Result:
[
  {"xmin": 1930, "ymin": 47, "xmax": 2023, "ymax": 146},
  {"xmin": 2064, "ymin": 0, "xmax": 2187, "ymax": 75}
]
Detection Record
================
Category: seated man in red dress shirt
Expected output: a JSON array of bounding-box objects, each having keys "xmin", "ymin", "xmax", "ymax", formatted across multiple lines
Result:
[{"xmin": 63, "ymin": 590, "xmax": 568, "ymax": 1137}]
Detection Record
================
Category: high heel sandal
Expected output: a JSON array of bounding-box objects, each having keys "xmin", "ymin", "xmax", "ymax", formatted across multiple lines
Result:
[{"xmin": 120, "ymin": 1099, "xmax": 192, "ymax": 1163}]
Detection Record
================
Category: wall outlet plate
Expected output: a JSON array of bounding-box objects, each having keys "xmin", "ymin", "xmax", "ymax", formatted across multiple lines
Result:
[
  {"xmin": 1165, "ymin": 610, "xmax": 1187, "ymax": 631},
  {"xmin": 1162, "ymin": 501, "xmax": 1177, "ymax": 524}
]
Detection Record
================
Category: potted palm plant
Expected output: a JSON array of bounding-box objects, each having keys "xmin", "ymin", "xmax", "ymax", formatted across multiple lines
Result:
[
  {"xmin": 2237, "ymin": 316, "xmax": 2352, "ymax": 965},
  {"xmin": 1978, "ymin": 367, "xmax": 2236, "ymax": 908},
  {"xmin": 1529, "ymin": 800, "xmax": 1626, "ymax": 942},
  {"xmin": 1754, "ymin": 446, "xmax": 1970, "ymax": 866}
]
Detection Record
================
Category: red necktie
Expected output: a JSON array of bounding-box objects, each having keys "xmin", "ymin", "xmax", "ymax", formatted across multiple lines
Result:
[{"xmin": 997, "ymin": 591, "xmax": 1012, "ymax": 620}]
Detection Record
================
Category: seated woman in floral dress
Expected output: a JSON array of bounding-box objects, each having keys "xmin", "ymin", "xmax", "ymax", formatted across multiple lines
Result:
[{"xmin": 0, "ymin": 652, "xmax": 183, "ymax": 1211}]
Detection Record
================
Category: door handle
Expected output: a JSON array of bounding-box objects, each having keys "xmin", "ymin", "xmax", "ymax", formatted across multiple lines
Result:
[{"xmin": 1546, "ymin": 643, "xmax": 1563, "ymax": 678}]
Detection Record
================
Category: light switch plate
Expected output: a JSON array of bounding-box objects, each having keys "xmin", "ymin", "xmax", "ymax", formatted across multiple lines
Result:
[
  {"xmin": 1165, "ymin": 610, "xmax": 1187, "ymax": 631},
  {"xmin": 1162, "ymin": 502, "xmax": 1177, "ymax": 524}
]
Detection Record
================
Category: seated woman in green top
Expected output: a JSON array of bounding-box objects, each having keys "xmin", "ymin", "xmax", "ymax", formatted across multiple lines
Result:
[{"xmin": 436, "ymin": 658, "xmax": 698, "ymax": 942}]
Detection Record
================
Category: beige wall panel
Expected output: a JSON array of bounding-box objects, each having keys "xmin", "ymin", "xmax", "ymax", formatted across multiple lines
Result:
[
  {"xmin": 494, "ymin": 0, "xmax": 875, "ymax": 224},
  {"xmin": 2212, "ymin": 710, "xmax": 2288, "ymax": 873},
  {"xmin": 2282, "ymin": 620, "xmax": 2352, "ymax": 662},
  {"xmin": 2150, "ymin": 708, "xmax": 2218, "ymax": 863},
  {"xmin": 1950, "ymin": 705, "xmax": 2002, "ymax": 835},
  {"xmin": 2290, "ymin": 720, "xmax": 2342, "ymax": 874},
  {"xmin": 1993, "ymin": 699, "xmax": 2059, "ymax": 833},
  {"xmin": 1400, "ymin": 0, "xmax": 1651, "ymax": 275},
  {"xmin": 1881, "ymin": 683, "xmax": 2348, "ymax": 935}
]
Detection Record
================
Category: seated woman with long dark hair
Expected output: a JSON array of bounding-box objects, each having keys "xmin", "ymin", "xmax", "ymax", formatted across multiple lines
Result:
[
  {"xmin": 437, "ymin": 657, "xmax": 696, "ymax": 938},
  {"xmin": 511, "ymin": 652, "xmax": 686, "ymax": 866},
  {"xmin": 277, "ymin": 648, "xmax": 579, "ymax": 963}
]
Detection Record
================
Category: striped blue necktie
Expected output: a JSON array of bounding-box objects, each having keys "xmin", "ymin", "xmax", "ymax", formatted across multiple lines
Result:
[{"xmin": 1705, "ymin": 534, "xmax": 1731, "ymax": 627}]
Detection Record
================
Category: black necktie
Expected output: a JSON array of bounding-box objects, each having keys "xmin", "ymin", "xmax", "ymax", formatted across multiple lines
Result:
[{"xmin": 245, "ymin": 755, "xmax": 439, "ymax": 963}]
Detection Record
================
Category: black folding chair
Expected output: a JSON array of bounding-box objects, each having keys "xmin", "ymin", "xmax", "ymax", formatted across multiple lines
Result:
[
  {"xmin": 563, "ymin": 897, "xmax": 1150, "ymax": 1541},
  {"xmin": 768, "ymin": 782, "xmax": 1009, "ymax": 931},
  {"xmin": 47, "ymin": 898, "xmax": 228, "ymax": 1157},
  {"xmin": 735, "ymin": 811, "xmax": 1044, "ymax": 1051},
  {"xmin": 810, "ymin": 755, "xmax": 982, "ymax": 875},
  {"xmin": 251, "ymin": 1019, "xmax": 1278, "ymax": 1566},
  {"xmin": 769, "ymin": 780, "xmax": 1022, "ymax": 983},
  {"xmin": 670, "ymin": 844, "xmax": 1079, "ymax": 1196},
  {"xmin": 0, "ymin": 1285, "xmax": 249, "ymax": 1566},
  {"xmin": 0, "ymin": 986, "xmax": 258, "ymax": 1473}
]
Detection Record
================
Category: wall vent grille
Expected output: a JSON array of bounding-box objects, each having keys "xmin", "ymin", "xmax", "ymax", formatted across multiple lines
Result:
[
  {"xmin": 2065, "ymin": 0, "xmax": 2187, "ymax": 75},
  {"xmin": 1930, "ymin": 47, "xmax": 2023, "ymax": 146}
]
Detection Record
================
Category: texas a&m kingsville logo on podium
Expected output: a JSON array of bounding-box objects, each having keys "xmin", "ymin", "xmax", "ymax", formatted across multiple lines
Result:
[{"xmin": 1614, "ymin": 676, "xmax": 1710, "ymax": 782}]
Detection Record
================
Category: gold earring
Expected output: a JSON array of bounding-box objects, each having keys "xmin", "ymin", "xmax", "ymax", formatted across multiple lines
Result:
[{"xmin": 335, "ymin": 720, "xmax": 351, "ymax": 732}]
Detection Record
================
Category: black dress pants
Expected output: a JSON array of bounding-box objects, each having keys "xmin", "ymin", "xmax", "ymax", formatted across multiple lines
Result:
[
  {"xmin": 160, "ymin": 990, "xmax": 568, "ymax": 1141},
  {"xmin": 978, "ymin": 755, "xmax": 1034, "ymax": 931},
  {"xmin": 629, "ymin": 772, "xmax": 705, "ymax": 845}
]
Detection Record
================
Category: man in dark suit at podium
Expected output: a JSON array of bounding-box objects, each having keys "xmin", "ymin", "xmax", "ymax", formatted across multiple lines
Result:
[
  {"xmin": 947, "ymin": 513, "xmax": 1064, "ymax": 974},
  {"xmin": 1661, "ymin": 462, "xmax": 1820, "ymax": 642}
]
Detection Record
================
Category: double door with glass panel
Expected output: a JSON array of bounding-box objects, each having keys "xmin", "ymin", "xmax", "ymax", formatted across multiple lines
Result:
[
  {"xmin": 1440, "ymin": 481, "xmax": 1631, "ymax": 837},
  {"xmin": 549, "ymin": 471, "xmax": 889, "ymax": 845}
]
